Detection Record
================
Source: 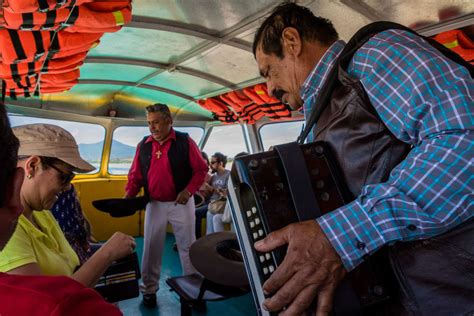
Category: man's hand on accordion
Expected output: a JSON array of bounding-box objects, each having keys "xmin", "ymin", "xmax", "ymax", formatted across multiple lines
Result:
[{"xmin": 254, "ymin": 220, "xmax": 346, "ymax": 316}]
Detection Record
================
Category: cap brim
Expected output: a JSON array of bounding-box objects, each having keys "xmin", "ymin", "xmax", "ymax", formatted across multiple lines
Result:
[{"xmin": 61, "ymin": 157, "xmax": 96, "ymax": 173}]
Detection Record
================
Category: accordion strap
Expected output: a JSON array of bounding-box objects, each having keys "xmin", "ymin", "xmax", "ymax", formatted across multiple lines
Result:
[{"xmin": 274, "ymin": 142, "xmax": 321, "ymax": 220}]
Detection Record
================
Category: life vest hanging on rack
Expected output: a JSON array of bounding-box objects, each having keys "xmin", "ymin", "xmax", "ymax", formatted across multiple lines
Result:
[
  {"xmin": 0, "ymin": 51, "xmax": 87, "ymax": 80},
  {"xmin": 1, "ymin": 3, "xmax": 132, "ymax": 33},
  {"xmin": 2, "ymin": 0, "xmax": 93, "ymax": 14},
  {"xmin": 433, "ymin": 29, "xmax": 474, "ymax": 64},
  {"xmin": 0, "ymin": 29, "xmax": 103, "ymax": 64},
  {"xmin": 197, "ymin": 98, "xmax": 239, "ymax": 124},
  {"xmin": 243, "ymin": 84, "xmax": 291, "ymax": 120},
  {"xmin": 3, "ymin": 68, "xmax": 80, "ymax": 90},
  {"xmin": 219, "ymin": 91, "xmax": 265, "ymax": 124},
  {"xmin": 4, "ymin": 84, "xmax": 74, "ymax": 98}
]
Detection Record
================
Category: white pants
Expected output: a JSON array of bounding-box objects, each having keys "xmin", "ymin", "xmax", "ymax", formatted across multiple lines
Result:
[
  {"xmin": 206, "ymin": 212, "xmax": 226, "ymax": 234},
  {"xmin": 140, "ymin": 199, "xmax": 197, "ymax": 295}
]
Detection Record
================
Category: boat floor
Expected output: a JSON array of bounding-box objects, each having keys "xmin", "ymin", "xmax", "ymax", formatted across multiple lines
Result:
[{"xmin": 118, "ymin": 234, "xmax": 257, "ymax": 316}]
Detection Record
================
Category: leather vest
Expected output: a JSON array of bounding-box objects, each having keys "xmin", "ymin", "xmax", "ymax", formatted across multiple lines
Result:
[
  {"xmin": 313, "ymin": 67, "xmax": 411, "ymax": 198},
  {"xmin": 306, "ymin": 22, "xmax": 474, "ymax": 314},
  {"xmin": 139, "ymin": 130, "xmax": 192, "ymax": 198}
]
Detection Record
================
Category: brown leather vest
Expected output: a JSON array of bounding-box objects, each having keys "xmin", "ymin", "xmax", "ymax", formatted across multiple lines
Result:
[
  {"xmin": 313, "ymin": 67, "xmax": 410, "ymax": 198},
  {"xmin": 305, "ymin": 22, "xmax": 474, "ymax": 315}
]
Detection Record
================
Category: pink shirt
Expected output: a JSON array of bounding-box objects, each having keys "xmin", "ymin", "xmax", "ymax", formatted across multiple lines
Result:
[{"xmin": 126, "ymin": 129, "xmax": 208, "ymax": 202}]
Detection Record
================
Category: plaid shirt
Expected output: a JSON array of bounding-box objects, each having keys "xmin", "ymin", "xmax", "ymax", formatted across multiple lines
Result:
[{"xmin": 302, "ymin": 30, "xmax": 474, "ymax": 271}]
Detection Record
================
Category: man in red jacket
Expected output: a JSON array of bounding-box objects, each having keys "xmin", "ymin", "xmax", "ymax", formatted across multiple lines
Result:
[
  {"xmin": 0, "ymin": 104, "xmax": 121, "ymax": 315},
  {"xmin": 125, "ymin": 103, "xmax": 208, "ymax": 308}
]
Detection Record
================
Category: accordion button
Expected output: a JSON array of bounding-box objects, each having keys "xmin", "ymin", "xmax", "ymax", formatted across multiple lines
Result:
[
  {"xmin": 255, "ymin": 218, "xmax": 261, "ymax": 225},
  {"xmin": 269, "ymin": 265, "xmax": 275, "ymax": 273},
  {"xmin": 252, "ymin": 207, "xmax": 257, "ymax": 214},
  {"xmin": 321, "ymin": 192, "xmax": 330, "ymax": 201},
  {"xmin": 258, "ymin": 229, "xmax": 264, "ymax": 237},
  {"xmin": 265, "ymin": 253, "xmax": 271, "ymax": 260},
  {"xmin": 263, "ymin": 267, "xmax": 269, "ymax": 275},
  {"xmin": 250, "ymin": 221, "xmax": 255, "ymax": 228},
  {"xmin": 253, "ymin": 232, "xmax": 259, "ymax": 239},
  {"xmin": 246, "ymin": 211, "xmax": 252, "ymax": 217},
  {"xmin": 260, "ymin": 255, "xmax": 265, "ymax": 263}
]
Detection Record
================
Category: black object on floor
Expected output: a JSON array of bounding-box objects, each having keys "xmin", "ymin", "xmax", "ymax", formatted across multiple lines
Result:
[
  {"xmin": 166, "ymin": 273, "xmax": 248, "ymax": 316},
  {"xmin": 142, "ymin": 293, "xmax": 157, "ymax": 308},
  {"xmin": 95, "ymin": 252, "xmax": 141, "ymax": 303}
]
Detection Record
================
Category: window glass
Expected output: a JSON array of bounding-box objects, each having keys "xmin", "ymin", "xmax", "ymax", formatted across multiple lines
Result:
[
  {"xmin": 259, "ymin": 121, "xmax": 304, "ymax": 150},
  {"xmin": 202, "ymin": 125, "xmax": 248, "ymax": 169},
  {"xmin": 8, "ymin": 115, "xmax": 105, "ymax": 174},
  {"xmin": 109, "ymin": 126, "xmax": 203, "ymax": 174}
]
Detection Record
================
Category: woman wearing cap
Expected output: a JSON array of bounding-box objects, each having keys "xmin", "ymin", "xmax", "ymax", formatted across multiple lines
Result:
[{"xmin": 0, "ymin": 123, "xmax": 136, "ymax": 288}]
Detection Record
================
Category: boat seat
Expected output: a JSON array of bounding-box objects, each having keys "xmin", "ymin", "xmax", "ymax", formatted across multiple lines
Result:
[{"xmin": 166, "ymin": 273, "xmax": 249, "ymax": 316}]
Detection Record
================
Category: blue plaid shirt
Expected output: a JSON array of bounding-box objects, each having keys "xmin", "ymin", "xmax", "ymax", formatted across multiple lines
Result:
[{"xmin": 302, "ymin": 30, "xmax": 474, "ymax": 271}]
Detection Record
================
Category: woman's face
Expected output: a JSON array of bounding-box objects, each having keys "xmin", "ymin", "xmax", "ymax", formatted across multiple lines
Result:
[{"xmin": 20, "ymin": 156, "xmax": 74, "ymax": 211}]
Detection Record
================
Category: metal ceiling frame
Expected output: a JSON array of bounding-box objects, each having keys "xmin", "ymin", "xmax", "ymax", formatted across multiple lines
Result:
[
  {"xmin": 78, "ymin": 79, "xmax": 195, "ymax": 102},
  {"xmin": 84, "ymin": 56, "xmax": 238, "ymax": 90},
  {"xmin": 128, "ymin": 16, "xmax": 252, "ymax": 52}
]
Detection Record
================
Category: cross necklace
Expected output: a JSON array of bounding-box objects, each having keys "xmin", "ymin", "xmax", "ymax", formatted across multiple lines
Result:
[{"xmin": 156, "ymin": 150, "xmax": 162, "ymax": 159}]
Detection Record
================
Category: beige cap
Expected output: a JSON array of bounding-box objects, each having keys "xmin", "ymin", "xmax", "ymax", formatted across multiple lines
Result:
[{"xmin": 13, "ymin": 123, "xmax": 95, "ymax": 173}]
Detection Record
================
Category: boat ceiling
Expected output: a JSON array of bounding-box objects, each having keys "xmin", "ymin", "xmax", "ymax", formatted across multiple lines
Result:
[{"xmin": 4, "ymin": 0, "xmax": 474, "ymax": 122}]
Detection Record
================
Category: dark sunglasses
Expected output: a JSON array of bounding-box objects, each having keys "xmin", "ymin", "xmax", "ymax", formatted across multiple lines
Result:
[{"xmin": 46, "ymin": 162, "xmax": 75, "ymax": 185}]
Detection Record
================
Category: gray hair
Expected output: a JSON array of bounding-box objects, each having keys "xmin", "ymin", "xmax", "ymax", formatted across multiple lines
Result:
[{"xmin": 145, "ymin": 103, "xmax": 172, "ymax": 120}]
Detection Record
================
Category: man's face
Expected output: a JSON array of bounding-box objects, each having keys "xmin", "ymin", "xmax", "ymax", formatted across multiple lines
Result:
[
  {"xmin": 256, "ymin": 46, "xmax": 304, "ymax": 110},
  {"xmin": 147, "ymin": 112, "xmax": 172, "ymax": 142},
  {"xmin": 210, "ymin": 156, "xmax": 220, "ymax": 173}
]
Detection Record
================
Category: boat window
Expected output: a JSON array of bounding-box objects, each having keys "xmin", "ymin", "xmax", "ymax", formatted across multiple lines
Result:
[
  {"xmin": 109, "ymin": 126, "xmax": 204, "ymax": 175},
  {"xmin": 8, "ymin": 114, "xmax": 105, "ymax": 174},
  {"xmin": 259, "ymin": 121, "xmax": 305, "ymax": 150},
  {"xmin": 202, "ymin": 125, "xmax": 249, "ymax": 168}
]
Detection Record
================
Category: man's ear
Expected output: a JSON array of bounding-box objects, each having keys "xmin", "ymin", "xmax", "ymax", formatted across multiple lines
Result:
[
  {"xmin": 4, "ymin": 167, "xmax": 24, "ymax": 218},
  {"xmin": 282, "ymin": 27, "xmax": 302, "ymax": 57}
]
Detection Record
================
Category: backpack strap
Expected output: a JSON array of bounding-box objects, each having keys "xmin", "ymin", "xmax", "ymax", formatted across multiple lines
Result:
[{"xmin": 299, "ymin": 21, "xmax": 474, "ymax": 144}]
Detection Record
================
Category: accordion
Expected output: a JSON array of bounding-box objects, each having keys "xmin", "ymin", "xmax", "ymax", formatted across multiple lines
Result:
[{"xmin": 228, "ymin": 141, "xmax": 390, "ymax": 315}]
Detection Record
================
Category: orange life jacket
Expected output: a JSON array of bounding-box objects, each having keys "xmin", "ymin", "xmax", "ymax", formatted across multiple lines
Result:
[
  {"xmin": 243, "ymin": 84, "xmax": 291, "ymax": 120},
  {"xmin": 0, "ymin": 29, "xmax": 102, "ymax": 63},
  {"xmin": 1, "ymin": 3, "xmax": 131, "ymax": 33},
  {"xmin": 433, "ymin": 29, "xmax": 474, "ymax": 64},
  {"xmin": 220, "ymin": 91, "xmax": 265, "ymax": 124},
  {"xmin": 0, "ymin": 51, "xmax": 86, "ymax": 80},
  {"xmin": 3, "ymin": 68, "xmax": 80, "ymax": 90},
  {"xmin": 197, "ymin": 98, "xmax": 238, "ymax": 124},
  {"xmin": 3, "ymin": 0, "xmax": 93, "ymax": 13},
  {"xmin": 5, "ymin": 85, "xmax": 73, "ymax": 98}
]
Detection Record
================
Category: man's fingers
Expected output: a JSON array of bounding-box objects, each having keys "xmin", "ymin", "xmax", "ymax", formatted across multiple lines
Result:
[
  {"xmin": 262, "ymin": 268, "xmax": 313, "ymax": 311},
  {"xmin": 315, "ymin": 286, "xmax": 336, "ymax": 316},
  {"xmin": 254, "ymin": 225, "xmax": 290, "ymax": 252},
  {"xmin": 278, "ymin": 284, "xmax": 318, "ymax": 316}
]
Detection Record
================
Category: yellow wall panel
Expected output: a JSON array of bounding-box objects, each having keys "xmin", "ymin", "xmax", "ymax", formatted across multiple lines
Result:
[{"xmin": 73, "ymin": 178, "xmax": 144, "ymax": 241}]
